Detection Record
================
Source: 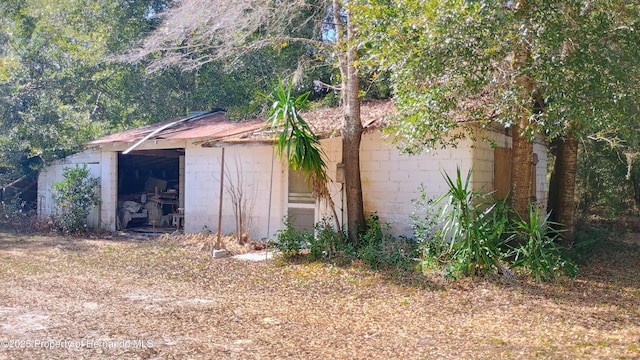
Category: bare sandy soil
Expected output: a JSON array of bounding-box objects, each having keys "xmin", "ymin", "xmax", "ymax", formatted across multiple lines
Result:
[{"xmin": 0, "ymin": 231, "xmax": 639, "ymax": 359}]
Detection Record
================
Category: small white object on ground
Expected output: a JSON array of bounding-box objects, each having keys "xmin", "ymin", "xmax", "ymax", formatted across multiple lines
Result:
[
  {"xmin": 212, "ymin": 249, "xmax": 228, "ymax": 259},
  {"xmin": 232, "ymin": 252, "xmax": 273, "ymax": 261}
]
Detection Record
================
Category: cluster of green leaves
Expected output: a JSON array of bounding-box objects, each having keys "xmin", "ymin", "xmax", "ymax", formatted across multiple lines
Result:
[
  {"xmin": 274, "ymin": 214, "xmax": 417, "ymax": 270},
  {"xmin": 308, "ymin": 217, "xmax": 347, "ymax": 260},
  {"xmin": 0, "ymin": 196, "xmax": 30, "ymax": 229},
  {"xmin": 576, "ymin": 139, "xmax": 640, "ymax": 217},
  {"xmin": 264, "ymin": 78, "xmax": 327, "ymax": 181},
  {"xmin": 353, "ymin": 0, "xmax": 640, "ymax": 151},
  {"xmin": 52, "ymin": 165, "xmax": 100, "ymax": 234},
  {"xmin": 356, "ymin": 213, "xmax": 418, "ymax": 270},
  {"xmin": 0, "ymin": 0, "xmax": 306, "ymax": 185},
  {"xmin": 273, "ymin": 216, "xmax": 313, "ymax": 258},
  {"xmin": 509, "ymin": 206, "xmax": 578, "ymax": 282},
  {"xmin": 412, "ymin": 168, "xmax": 576, "ymax": 281},
  {"xmin": 427, "ymin": 168, "xmax": 510, "ymax": 278},
  {"xmin": 0, "ymin": 0, "xmax": 167, "ymax": 178}
]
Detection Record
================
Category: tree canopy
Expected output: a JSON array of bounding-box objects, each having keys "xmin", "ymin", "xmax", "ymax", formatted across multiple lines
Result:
[
  {"xmin": 354, "ymin": 0, "xmax": 640, "ymax": 240},
  {"xmin": 0, "ymin": 0, "xmax": 170, "ymax": 178},
  {"xmin": 0, "ymin": 0, "xmax": 287, "ymax": 182},
  {"xmin": 354, "ymin": 0, "xmax": 639, "ymax": 149}
]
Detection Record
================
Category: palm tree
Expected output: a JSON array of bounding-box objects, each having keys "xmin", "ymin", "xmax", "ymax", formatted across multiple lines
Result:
[{"xmin": 265, "ymin": 78, "xmax": 342, "ymax": 239}]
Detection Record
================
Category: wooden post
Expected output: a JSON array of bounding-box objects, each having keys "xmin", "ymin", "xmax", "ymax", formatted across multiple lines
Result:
[{"xmin": 215, "ymin": 147, "xmax": 225, "ymax": 250}]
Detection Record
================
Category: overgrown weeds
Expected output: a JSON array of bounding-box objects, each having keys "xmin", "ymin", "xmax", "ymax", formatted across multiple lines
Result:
[
  {"xmin": 273, "ymin": 214, "xmax": 417, "ymax": 270},
  {"xmin": 413, "ymin": 168, "xmax": 577, "ymax": 281},
  {"xmin": 273, "ymin": 168, "xmax": 599, "ymax": 282}
]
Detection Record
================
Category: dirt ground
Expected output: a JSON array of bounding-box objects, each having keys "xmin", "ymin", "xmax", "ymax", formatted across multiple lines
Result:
[{"xmin": 0, "ymin": 230, "xmax": 639, "ymax": 359}]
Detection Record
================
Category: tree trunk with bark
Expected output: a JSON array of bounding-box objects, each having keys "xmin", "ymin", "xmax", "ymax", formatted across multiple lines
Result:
[
  {"xmin": 334, "ymin": 1, "xmax": 365, "ymax": 243},
  {"xmin": 510, "ymin": 123, "xmax": 534, "ymax": 218},
  {"xmin": 510, "ymin": 1, "xmax": 535, "ymax": 220},
  {"xmin": 547, "ymin": 134, "xmax": 579, "ymax": 247},
  {"xmin": 342, "ymin": 94, "xmax": 365, "ymax": 243}
]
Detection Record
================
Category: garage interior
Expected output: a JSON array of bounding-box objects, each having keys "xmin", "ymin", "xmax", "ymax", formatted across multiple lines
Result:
[{"xmin": 117, "ymin": 149, "xmax": 184, "ymax": 230}]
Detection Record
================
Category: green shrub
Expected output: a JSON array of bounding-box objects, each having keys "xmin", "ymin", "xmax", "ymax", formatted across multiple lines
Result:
[
  {"xmin": 0, "ymin": 196, "xmax": 32, "ymax": 229},
  {"xmin": 411, "ymin": 185, "xmax": 448, "ymax": 269},
  {"xmin": 413, "ymin": 168, "xmax": 578, "ymax": 281},
  {"xmin": 357, "ymin": 213, "xmax": 417, "ymax": 269},
  {"xmin": 569, "ymin": 224, "xmax": 608, "ymax": 265},
  {"xmin": 308, "ymin": 217, "xmax": 346, "ymax": 260},
  {"xmin": 435, "ymin": 168, "xmax": 509, "ymax": 278},
  {"xmin": 52, "ymin": 165, "xmax": 100, "ymax": 234},
  {"xmin": 508, "ymin": 205, "xmax": 577, "ymax": 281},
  {"xmin": 273, "ymin": 216, "xmax": 309, "ymax": 257}
]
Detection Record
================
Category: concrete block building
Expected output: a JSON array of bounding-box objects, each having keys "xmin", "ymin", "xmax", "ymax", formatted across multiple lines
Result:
[{"xmin": 38, "ymin": 100, "xmax": 548, "ymax": 239}]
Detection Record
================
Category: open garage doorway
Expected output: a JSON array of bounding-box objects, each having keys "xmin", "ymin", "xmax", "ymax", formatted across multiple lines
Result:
[{"xmin": 117, "ymin": 149, "xmax": 185, "ymax": 231}]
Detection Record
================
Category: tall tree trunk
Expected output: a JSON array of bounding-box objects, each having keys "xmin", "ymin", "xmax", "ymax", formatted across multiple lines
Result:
[
  {"xmin": 547, "ymin": 134, "xmax": 578, "ymax": 247},
  {"xmin": 510, "ymin": 123, "xmax": 533, "ymax": 217},
  {"xmin": 334, "ymin": 1, "xmax": 365, "ymax": 243},
  {"xmin": 342, "ymin": 90, "xmax": 365, "ymax": 243},
  {"xmin": 510, "ymin": 0, "xmax": 534, "ymax": 219}
]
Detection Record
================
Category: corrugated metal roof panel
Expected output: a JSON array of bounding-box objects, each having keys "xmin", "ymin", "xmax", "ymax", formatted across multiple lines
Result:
[
  {"xmin": 202, "ymin": 99, "xmax": 397, "ymax": 146},
  {"xmin": 87, "ymin": 100, "xmax": 397, "ymax": 148},
  {"xmin": 88, "ymin": 112, "xmax": 264, "ymax": 146}
]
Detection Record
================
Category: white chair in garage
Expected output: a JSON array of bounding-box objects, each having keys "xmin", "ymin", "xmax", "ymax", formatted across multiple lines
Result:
[{"xmin": 171, "ymin": 208, "xmax": 184, "ymax": 228}]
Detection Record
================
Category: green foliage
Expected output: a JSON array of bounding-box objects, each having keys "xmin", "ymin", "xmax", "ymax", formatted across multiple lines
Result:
[
  {"xmin": 508, "ymin": 206, "xmax": 578, "ymax": 282},
  {"xmin": 576, "ymin": 140, "xmax": 640, "ymax": 217},
  {"xmin": 354, "ymin": 0, "xmax": 640, "ymax": 151},
  {"xmin": 436, "ymin": 168, "xmax": 509, "ymax": 278},
  {"xmin": 263, "ymin": 78, "xmax": 328, "ymax": 183},
  {"xmin": 0, "ymin": 0, "xmax": 273, "ymax": 181},
  {"xmin": 273, "ymin": 216, "xmax": 311, "ymax": 258},
  {"xmin": 52, "ymin": 165, "xmax": 100, "ymax": 234},
  {"xmin": 0, "ymin": 196, "xmax": 31, "ymax": 229},
  {"xmin": 308, "ymin": 217, "xmax": 347, "ymax": 261},
  {"xmin": 0, "ymin": 0, "xmax": 171, "ymax": 177},
  {"xmin": 356, "ymin": 213, "xmax": 418, "ymax": 270},
  {"xmin": 410, "ymin": 185, "xmax": 447, "ymax": 266},
  {"xmin": 274, "ymin": 214, "xmax": 416, "ymax": 270},
  {"xmin": 413, "ymin": 168, "xmax": 577, "ymax": 281},
  {"xmin": 569, "ymin": 224, "xmax": 610, "ymax": 265}
]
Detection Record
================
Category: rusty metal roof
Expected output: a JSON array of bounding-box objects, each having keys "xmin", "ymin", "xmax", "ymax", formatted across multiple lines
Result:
[
  {"xmin": 87, "ymin": 100, "xmax": 396, "ymax": 148},
  {"xmin": 202, "ymin": 99, "xmax": 396, "ymax": 146},
  {"xmin": 87, "ymin": 111, "xmax": 264, "ymax": 146}
]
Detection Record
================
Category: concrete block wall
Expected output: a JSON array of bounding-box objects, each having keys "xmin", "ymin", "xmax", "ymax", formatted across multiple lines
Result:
[
  {"xmin": 316, "ymin": 137, "xmax": 343, "ymax": 226},
  {"xmin": 99, "ymin": 151, "xmax": 118, "ymax": 231},
  {"xmin": 356, "ymin": 132, "xmax": 473, "ymax": 237},
  {"xmin": 184, "ymin": 143, "xmax": 285, "ymax": 240},
  {"xmin": 37, "ymin": 149, "xmax": 103, "ymax": 228},
  {"xmin": 471, "ymin": 129, "xmax": 512, "ymax": 194},
  {"xmin": 533, "ymin": 141, "xmax": 548, "ymax": 207}
]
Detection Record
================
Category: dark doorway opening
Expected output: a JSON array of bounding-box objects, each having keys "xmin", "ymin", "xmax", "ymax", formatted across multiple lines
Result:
[{"xmin": 117, "ymin": 149, "xmax": 183, "ymax": 230}]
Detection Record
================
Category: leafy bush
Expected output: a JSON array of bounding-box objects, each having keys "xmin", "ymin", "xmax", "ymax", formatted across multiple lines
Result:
[
  {"xmin": 508, "ymin": 206, "xmax": 578, "ymax": 281},
  {"xmin": 308, "ymin": 217, "xmax": 346, "ymax": 260},
  {"xmin": 273, "ymin": 216, "xmax": 310, "ymax": 257},
  {"xmin": 52, "ymin": 165, "xmax": 100, "ymax": 234},
  {"xmin": 569, "ymin": 224, "xmax": 609, "ymax": 264},
  {"xmin": 274, "ymin": 213, "xmax": 416, "ymax": 269},
  {"xmin": 0, "ymin": 196, "xmax": 32, "ymax": 230},
  {"xmin": 413, "ymin": 168, "xmax": 577, "ymax": 281},
  {"xmin": 576, "ymin": 140, "xmax": 639, "ymax": 217},
  {"xmin": 411, "ymin": 185, "xmax": 447, "ymax": 269},
  {"xmin": 357, "ymin": 213, "xmax": 417, "ymax": 269}
]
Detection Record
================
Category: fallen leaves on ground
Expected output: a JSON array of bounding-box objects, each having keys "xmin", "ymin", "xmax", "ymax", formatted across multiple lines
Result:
[{"xmin": 0, "ymin": 230, "xmax": 639, "ymax": 359}]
